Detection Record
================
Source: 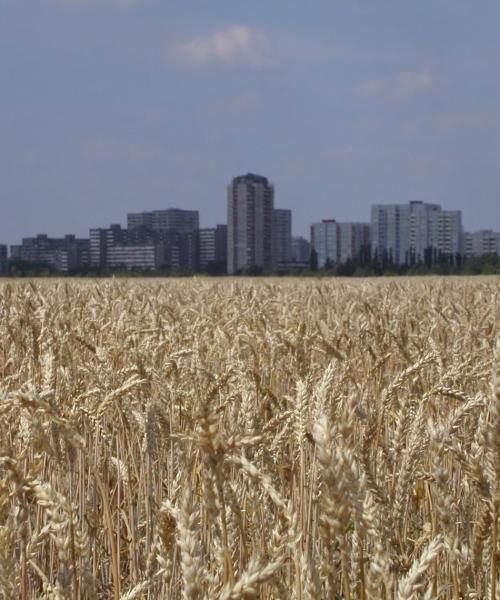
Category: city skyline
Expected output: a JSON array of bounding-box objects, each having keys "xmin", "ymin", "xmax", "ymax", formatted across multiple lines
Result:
[
  {"xmin": 3, "ymin": 189, "xmax": 500, "ymax": 277},
  {"xmin": 3, "ymin": 185, "xmax": 498, "ymax": 250},
  {"xmin": 2, "ymin": 2, "xmax": 500, "ymax": 246},
  {"xmin": 2, "ymin": 184, "xmax": 500, "ymax": 248},
  {"xmin": 5, "ymin": 173, "xmax": 500, "ymax": 275}
]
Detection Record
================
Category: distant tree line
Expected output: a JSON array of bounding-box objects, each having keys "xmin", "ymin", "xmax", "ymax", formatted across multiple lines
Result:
[
  {"xmin": 306, "ymin": 246, "xmax": 500, "ymax": 277},
  {"xmin": 3, "ymin": 250, "xmax": 500, "ymax": 277}
]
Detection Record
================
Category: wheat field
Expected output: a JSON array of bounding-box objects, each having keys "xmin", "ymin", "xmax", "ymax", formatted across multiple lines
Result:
[{"xmin": 0, "ymin": 277, "xmax": 499, "ymax": 599}]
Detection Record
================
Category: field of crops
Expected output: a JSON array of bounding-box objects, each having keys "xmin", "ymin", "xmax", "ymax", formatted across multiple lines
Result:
[{"xmin": 0, "ymin": 277, "xmax": 499, "ymax": 599}]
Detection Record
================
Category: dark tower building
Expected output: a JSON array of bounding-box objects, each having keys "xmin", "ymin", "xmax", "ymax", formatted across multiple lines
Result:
[{"xmin": 227, "ymin": 173, "xmax": 274, "ymax": 274}]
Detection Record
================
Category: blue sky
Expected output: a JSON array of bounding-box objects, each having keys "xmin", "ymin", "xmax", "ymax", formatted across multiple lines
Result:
[{"xmin": 1, "ymin": 0, "xmax": 500, "ymax": 244}]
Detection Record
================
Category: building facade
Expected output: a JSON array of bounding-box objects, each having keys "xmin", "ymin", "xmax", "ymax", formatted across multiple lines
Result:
[
  {"xmin": 272, "ymin": 208, "xmax": 292, "ymax": 267},
  {"xmin": 89, "ymin": 224, "xmax": 127, "ymax": 268},
  {"xmin": 107, "ymin": 244, "xmax": 157, "ymax": 270},
  {"xmin": 215, "ymin": 224, "xmax": 228, "ymax": 270},
  {"xmin": 310, "ymin": 220, "xmax": 369, "ymax": 267},
  {"xmin": 371, "ymin": 201, "xmax": 463, "ymax": 265},
  {"xmin": 227, "ymin": 173, "xmax": 274, "ymax": 274},
  {"xmin": 437, "ymin": 210, "xmax": 462, "ymax": 258},
  {"xmin": 338, "ymin": 222, "xmax": 371, "ymax": 264},
  {"xmin": 127, "ymin": 208, "xmax": 199, "ymax": 270},
  {"xmin": 371, "ymin": 203, "xmax": 410, "ymax": 265},
  {"xmin": 310, "ymin": 220, "xmax": 338, "ymax": 268},
  {"xmin": 197, "ymin": 226, "xmax": 228, "ymax": 271},
  {"xmin": 127, "ymin": 209, "xmax": 199, "ymax": 234},
  {"xmin": 462, "ymin": 230, "xmax": 500, "ymax": 257},
  {"xmin": 291, "ymin": 236, "xmax": 311, "ymax": 264},
  {"xmin": 10, "ymin": 234, "xmax": 89, "ymax": 272},
  {"xmin": 198, "ymin": 228, "xmax": 217, "ymax": 269}
]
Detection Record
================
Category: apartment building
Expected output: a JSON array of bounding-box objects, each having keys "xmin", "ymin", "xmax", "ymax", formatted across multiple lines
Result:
[
  {"xmin": 198, "ymin": 228, "xmax": 216, "ymax": 269},
  {"xmin": 215, "ymin": 224, "xmax": 227, "ymax": 270},
  {"xmin": 310, "ymin": 220, "xmax": 338, "ymax": 268},
  {"xmin": 10, "ymin": 234, "xmax": 90, "ymax": 272},
  {"xmin": 291, "ymin": 236, "xmax": 311, "ymax": 264},
  {"xmin": 272, "ymin": 208, "xmax": 292, "ymax": 267},
  {"xmin": 89, "ymin": 224, "xmax": 127, "ymax": 268},
  {"xmin": 462, "ymin": 230, "xmax": 500, "ymax": 257},
  {"xmin": 310, "ymin": 220, "xmax": 370, "ymax": 267},
  {"xmin": 338, "ymin": 222, "xmax": 371, "ymax": 264},
  {"xmin": 127, "ymin": 208, "xmax": 199, "ymax": 233},
  {"xmin": 438, "ymin": 210, "xmax": 462, "ymax": 257},
  {"xmin": 371, "ymin": 201, "xmax": 462, "ymax": 265},
  {"xmin": 127, "ymin": 208, "xmax": 199, "ymax": 270},
  {"xmin": 227, "ymin": 173, "xmax": 274, "ymax": 273},
  {"xmin": 107, "ymin": 244, "xmax": 157, "ymax": 270},
  {"xmin": 197, "ymin": 225, "xmax": 227, "ymax": 271}
]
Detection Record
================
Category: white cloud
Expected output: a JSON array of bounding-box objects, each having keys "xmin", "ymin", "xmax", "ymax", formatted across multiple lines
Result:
[
  {"xmin": 175, "ymin": 25, "xmax": 276, "ymax": 68},
  {"xmin": 359, "ymin": 69, "xmax": 433, "ymax": 100}
]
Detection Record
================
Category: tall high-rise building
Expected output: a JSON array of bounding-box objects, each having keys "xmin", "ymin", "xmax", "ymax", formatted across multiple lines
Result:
[
  {"xmin": 272, "ymin": 209, "xmax": 292, "ymax": 267},
  {"xmin": 227, "ymin": 173, "xmax": 274, "ymax": 274},
  {"xmin": 371, "ymin": 201, "xmax": 463, "ymax": 265}
]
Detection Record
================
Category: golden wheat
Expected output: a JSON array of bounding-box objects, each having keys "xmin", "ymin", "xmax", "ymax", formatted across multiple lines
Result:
[{"xmin": 0, "ymin": 276, "xmax": 498, "ymax": 599}]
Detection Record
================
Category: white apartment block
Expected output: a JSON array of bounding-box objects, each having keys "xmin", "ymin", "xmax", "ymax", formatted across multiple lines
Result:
[
  {"xmin": 371, "ymin": 201, "xmax": 462, "ymax": 264},
  {"xmin": 311, "ymin": 220, "xmax": 370, "ymax": 268},
  {"xmin": 310, "ymin": 220, "xmax": 338, "ymax": 268},
  {"xmin": 371, "ymin": 203, "xmax": 409, "ymax": 264},
  {"xmin": 462, "ymin": 230, "xmax": 500, "ymax": 257}
]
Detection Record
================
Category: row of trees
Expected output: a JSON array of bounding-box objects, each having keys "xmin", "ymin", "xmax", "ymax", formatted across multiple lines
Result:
[
  {"xmin": 3, "ymin": 253, "xmax": 500, "ymax": 277},
  {"xmin": 308, "ymin": 247, "xmax": 500, "ymax": 276},
  {"xmin": 3, "ymin": 260, "xmax": 228, "ymax": 278}
]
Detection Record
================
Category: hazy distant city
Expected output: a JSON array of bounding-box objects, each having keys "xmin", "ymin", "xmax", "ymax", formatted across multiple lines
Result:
[{"xmin": 0, "ymin": 171, "xmax": 498, "ymax": 276}]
